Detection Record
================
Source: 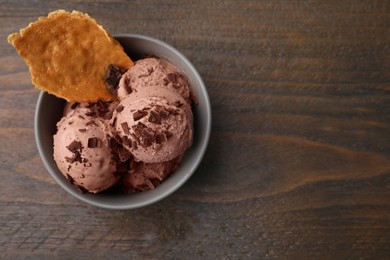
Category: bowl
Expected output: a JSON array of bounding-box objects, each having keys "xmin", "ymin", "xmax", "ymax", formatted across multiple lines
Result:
[{"xmin": 35, "ymin": 34, "xmax": 211, "ymax": 209}]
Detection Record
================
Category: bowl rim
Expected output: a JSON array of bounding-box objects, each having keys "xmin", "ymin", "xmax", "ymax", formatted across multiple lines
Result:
[{"xmin": 34, "ymin": 33, "xmax": 212, "ymax": 209}]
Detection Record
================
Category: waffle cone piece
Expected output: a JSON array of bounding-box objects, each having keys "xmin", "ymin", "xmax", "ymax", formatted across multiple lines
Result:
[{"xmin": 8, "ymin": 10, "xmax": 133, "ymax": 102}]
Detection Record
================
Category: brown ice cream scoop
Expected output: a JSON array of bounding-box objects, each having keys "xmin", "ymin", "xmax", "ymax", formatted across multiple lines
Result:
[
  {"xmin": 111, "ymin": 87, "xmax": 193, "ymax": 164},
  {"xmin": 117, "ymin": 57, "xmax": 192, "ymax": 104},
  {"xmin": 122, "ymin": 155, "xmax": 183, "ymax": 193},
  {"xmin": 53, "ymin": 109, "xmax": 119, "ymax": 193}
]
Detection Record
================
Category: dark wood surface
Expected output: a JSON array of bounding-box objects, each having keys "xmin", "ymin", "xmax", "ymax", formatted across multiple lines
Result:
[{"xmin": 1, "ymin": 0, "xmax": 390, "ymax": 258}]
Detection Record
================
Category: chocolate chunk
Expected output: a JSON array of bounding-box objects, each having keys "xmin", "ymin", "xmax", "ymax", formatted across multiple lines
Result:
[
  {"xmin": 95, "ymin": 101, "xmax": 109, "ymax": 117},
  {"xmin": 66, "ymin": 140, "xmax": 82, "ymax": 153},
  {"xmin": 173, "ymin": 101, "xmax": 183, "ymax": 108},
  {"xmin": 65, "ymin": 156, "xmax": 74, "ymax": 163},
  {"xmin": 132, "ymin": 140, "xmax": 138, "ymax": 150},
  {"xmin": 116, "ymin": 105, "xmax": 124, "ymax": 112},
  {"xmin": 132, "ymin": 122, "xmax": 147, "ymax": 137},
  {"xmin": 156, "ymin": 133, "xmax": 167, "ymax": 144},
  {"xmin": 114, "ymin": 133, "xmax": 123, "ymax": 144},
  {"xmin": 124, "ymin": 75, "xmax": 132, "ymax": 94},
  {"xmin": 78, "ymin": 115, "xmax": 84, "ymax": 119},
  {"xmin": 73, "ymin": 151, "xmax": 83, "ymax": 163},
  {"xmin": 143, "ymin": 137, "xmax": 152, "ymax": 147},
  {"xmin": 122, "ymin": 135, "xmax": 131, "ymax": 146},
  {"xmin": 138, "ymin": 122, "xmax": 147, "ymax": 129},
  {"xmin": 164, "ymin": 73, "xmax": 178, "ymax": 86},
  {"xmin": 142, "ymin": 128, "xmax": 154, "ymax": 140},
  {"xmin": 71, "ymin": 102, "xmax": 79, "ymax": 109},
  {"xmin": 111, "ymin": 117, "xmax": 117, "ymax": 127},
  {"xmin": 121, "ymin": 122, "xmax": 130, "ymax": 134},
  {"xmin": 78, "ymin": 128, "xmax": 87, "ymax": 133},
  {"xmin": 105, "ymin": 64, "xmax": 124, "ymax": 92},
  {"xmin": 166, "ymin": 108, "xmax": 180, "ymax": 116},
  {"xmin": 109, "ymin": 136, "xmax": 132, "ymax": 164},
  {"xmin": 107, "ymin": 136, "xmax": 112, "ymax": 148},
  {"xmin": 132, "ymin": 126, "xmax": 142, "ymax": 137},
  {"xmin": 85, "ymin": 111, "xmax": 96, "ymax": 117},
  {"xmin": 138, "ymin": 67, "xmax": 154, "ymax": 78},
  {"xmin": 108, "ymin": 135, "xmax": 120, "ymax": 149},
  {"xmin": 167, "ymin": 73, "xmax": 177, "ymax": 82},
  {"xmin": 172, "ymin": 74, "xmax": 185, "ymax": 89},
  {"xmin": 173, "ymin": 110, "xmax": 180, "ymax": 116},
  {"xmin": 96, "ymin": 100, "xmax": 107, "ymax": 110},
  {"xmin": 164, "ymin": 131, "xmax": 173, "ymax": 139},
  {"xmin": 154, "ymin": 105, "xmax": 163, "ymax": 111},
  {"xmin": 163, "ymin": 78, "xmax": 169, "ymax": 86},
  {"xmin": 133, "ymin": 110, "xmax": 147, "ymax": 121},
  {"xmin": 67, "ymin": 165, "xmax": 72, "ymax": 172},
  {"xmin": 130, "ymin": 133, "xmax": 141, "ymax": 144},
  {"xmin": 140, "ymin": 127, "xmax": 155, "ymax": 147},
  {"xmin": 159, "ymin": 109, "xmax": 169, "ymax": 119},
  {"xmin": 100, "ymin": 109, "xmax": 110, "ymax": 118},
  {"xmin": 66, "ymin": 151, "xmax": 83, "ymax": 164},
  {"xmin": 148, "ymin": 110, "xmax": 161, "ymax": 124},
  {"xmin": 88, "ymin": 137, "xmax": 101, "ymax": 148},
  {"xmin": 86, "ymin": 120, "xmax": 98, "ymax": 126}
]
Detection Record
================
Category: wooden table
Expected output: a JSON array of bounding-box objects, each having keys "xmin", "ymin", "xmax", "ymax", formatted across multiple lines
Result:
[{"xmin": 1, "ymin": 1, "xmax": 390, "ymax": 258}]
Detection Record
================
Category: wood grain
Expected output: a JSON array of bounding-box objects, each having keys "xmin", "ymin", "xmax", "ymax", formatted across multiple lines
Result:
[{"xmin": 1, "ymin": 0, "xmax": 390, "ymax": 258}]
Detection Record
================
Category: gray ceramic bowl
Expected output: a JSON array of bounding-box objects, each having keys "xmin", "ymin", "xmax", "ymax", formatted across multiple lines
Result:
[{"xmin": 35, "ymin": 34, "xmax": 211, "ymax": 209}]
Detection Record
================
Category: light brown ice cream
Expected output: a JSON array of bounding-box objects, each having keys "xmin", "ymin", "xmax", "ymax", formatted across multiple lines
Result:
[
  {"xmin": 117, "ymin": 57, "xmax": 192, "ymax": 104},
  {"xmin": 53, "ymin": 109, "xmax": 119, "ymax": 193},
  {"xmin": 111, "ymin": 87, "xmax": 193, "ymax": 164},
  {"xmin": 122, "ymin": 156, "xmax": 182, "ymax": 192},
  {"xmin": 53, "ymin": 57, "xmax": 194, "ymax": 193}
]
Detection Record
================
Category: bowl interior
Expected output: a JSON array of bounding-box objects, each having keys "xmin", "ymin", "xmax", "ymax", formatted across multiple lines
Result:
[{"xmin": 35, "ymin": 34, "xmax": 211, "ymax": 209}]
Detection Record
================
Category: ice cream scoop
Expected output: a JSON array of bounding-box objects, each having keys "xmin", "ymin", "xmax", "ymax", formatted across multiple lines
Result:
[
  {"xmin": 122, "ymin": 156, "xmax": 182, "ymax": 192},
  {"xmin": 117, "ymin": 57, "xmax": 192, "ymax": 104},
  {"xmin": 111, "ymin": 87, "xmax": 193, "ymax": 163},
  {"xmin": 53, "ymin": 109, "xmax": 119, "ymax": 193}
]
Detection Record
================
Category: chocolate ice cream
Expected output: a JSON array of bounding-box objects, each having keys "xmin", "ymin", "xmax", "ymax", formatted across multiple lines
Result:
[
  {"xmin": 53, "ymin": 109, "xmax": 120, "ymax": 193},
  {"xmin": 111, "ymin": 87, "xmax": 193, "ymax": 163},
  {"xmin": 122, "ymin": 156, "xmax": 182, "ymax": 192},
  {"xmin": 53, "ymin": 57, "xmax": 194, "ymax": 193},
  {"xmin": 117, "ymin": 58, "xmax": 192, "ymax": 104}
]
